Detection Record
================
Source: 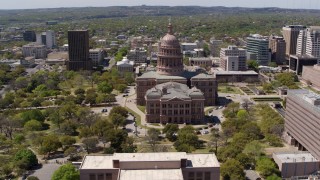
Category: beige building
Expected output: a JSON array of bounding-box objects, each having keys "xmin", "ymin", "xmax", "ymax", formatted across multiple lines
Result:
[
  {"xmin": 220, "ymin": 46, "xmax": 247, "ymax": 71},
  {"xmin": 80, "ymin": 152, "xmax": 220, "ymax": 180},
  {"xmin": 189, "ymin": 57, "xmax": 213, "ymax": 68},
  {"xmin": 273, "ymin": 152, "xmax": 319, "ymax": 178},
  {"xmin": 302, "ymin": 64, "xmax": 320, "ymax": 89},
  {"xmin": 145, "ymin": 82, "xmax": 204, "ymax": 124},
  {"xmin": 22, "ymin": 43, "xmax": 47, "ymax": 59},
  {"xmin": 127, "ymin": 47, "xmax": 147, "ymax": 64},
  {"xmin": 136, "ymin": 23, "xmax": 218, "ymax": 109},
  {"xmin": 212, "ymin": 69, "xmax": 259, "ymax": 83},
  {"xmin": 116, "ymin": 57, "xmax": 134, "ymax": 73},
  {"xmin": 285, "ymin": 90, "xmax": 320, "ymax": 160},
  {"xmin": 282, "ymin": 25, "xmax": 306, "ymax": 58},
  {"xmin": 89, "ymin": 48, "xmax": 105, "ymax": 67}
]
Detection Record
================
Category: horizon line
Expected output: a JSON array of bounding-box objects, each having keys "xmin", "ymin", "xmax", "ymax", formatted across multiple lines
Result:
[{"xmin": 0, "ymin": 5, "xmax": 319, "ymax": 11}]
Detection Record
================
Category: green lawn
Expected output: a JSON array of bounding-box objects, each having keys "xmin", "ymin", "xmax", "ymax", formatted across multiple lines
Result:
[
  {"xmin": 218, "ymin": 85, "xmax": 243, "ymax": 94},
  {"xmin": 137, "ymin": 105, "xmax": 146, "ymax": 113}
]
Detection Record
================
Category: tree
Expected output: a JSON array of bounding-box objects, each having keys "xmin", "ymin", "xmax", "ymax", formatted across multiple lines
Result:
[
  {"xmin": 243, "ymin": 140, "xmax": 263, "ymax": 161},
  {"xmin": 52, "ymin": 163, "xmax": 80, "ymax": 180},
  {"xmin": 20, "ymin": 109, "xmax": 45, "ymax": 123},
  {"xmin": 97, "ymin": 81, "xmax": 113, "ymax": 94},
  {"xmin": 236, "ymin": 109, "xmax": 249, "ymax": 120},
  {"xmin": 146, "ymin": 128, "xmax": 161, "ymax": 152},
  {"xmin": 74, "ymin": 88, "xmax": 85, "ymax": 95},
  {"xmin": 60, "ymin": 136, "xmax": 76, "ymax": 149},
  {"xmin": 49, "ymin": 110, "xmax": 64, "ymax": 129},
  {"xmin": 82, "ymin": 137, "xmax": 99, "ymax": 154},
  {"xmin": 209, "ymin": 128, "xmax": 220, "ymax": 154},
  {"xmin": 174, "ymin": 126, "xmax": 201, "ymax": 152},
  {"xmin": 236, "ymin": 153, "xmax": 255, "ymax": 170},
  {"xmin": 60, "ymin": 120, "xmax": 78, "ymax": 136},
  {"xmin": 110, "ymin": 113, "xmax": 126, "ymax": 129},
  {"xmin": 109, "ymin": 106, "xmax": 128, "ymax": 117},
  {"xmin": 162, "ymin": 124, "xmax": 179, "ymax": 142},
  {"xmin": 24, "ymin": 120, "xmax": 43, "ymax": 131},
  {"xmin": 39, "ymin": 135, "xmax": 62, "ymax": 158},
  {"xmin": 263, "ymin": 83, "xmax": 273, "ymax": 93},
  {"xmin": 256, "ymin": 157, "xmax": 279, "ymax": 177},
  {"xmin": 240, "ymin": 122, "xmax": 262, "ymax": 140},
  {"xmin": 14, "ymin": 149, "xmax": 38, "ymax": 169},
  {"xmin": 220, "ymin": 159, "xmax": 245, "ymax": 180},
  {"xmin": 247, "ymin": 60, "xmax": 259, "ymax": 71}
]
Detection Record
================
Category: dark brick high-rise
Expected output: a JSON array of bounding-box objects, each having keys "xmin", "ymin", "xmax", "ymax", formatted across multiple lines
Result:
[
  {"xmin": 67, "ymin": 30, "xmax": 92, "ymax": 71},
  {"xmin": 23, "ymin": 31, "xmax": 36, "ymax": 42}
]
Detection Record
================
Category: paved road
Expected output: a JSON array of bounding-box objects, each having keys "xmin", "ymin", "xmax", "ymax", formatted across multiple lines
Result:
[{"xmin": 27, "ymin": 164, "xmax": 61, "ymax": 180}]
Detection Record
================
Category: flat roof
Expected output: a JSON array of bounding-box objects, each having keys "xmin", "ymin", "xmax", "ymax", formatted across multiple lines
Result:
[
  {"xmin": 274, "ymin": 152, "xmax": 319, "ymax": 163},
  {"xmin": 114, "ymin": 152, "xmax": 186, "ymax": 162},
  {"xmin": 81, "ymin": 153, "xmax": 220, "ymax": 169},
  {"xmin": 213, "ymin": 69, "xmax": 258, "ymax": 75},
  {"xmin": 80, "ymin": 155, "xmax": 114, "ymax": 169},
  {"xmin": 187, "ymin": 154, "xmax": 220, "ymax": 167},
  {"xmin": 120, "ymin": 169, "xmax": 183, "ymax": 180}
]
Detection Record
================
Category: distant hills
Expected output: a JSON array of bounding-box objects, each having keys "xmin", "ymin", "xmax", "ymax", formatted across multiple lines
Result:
[{"xmin": 1, "ymin": 6, "xmax": 320, "ymax": 24}]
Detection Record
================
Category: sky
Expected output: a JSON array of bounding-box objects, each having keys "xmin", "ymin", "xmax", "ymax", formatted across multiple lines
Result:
[{"xmin": 1, "ymin": 0, "xmax": 320, "ymax": 10}]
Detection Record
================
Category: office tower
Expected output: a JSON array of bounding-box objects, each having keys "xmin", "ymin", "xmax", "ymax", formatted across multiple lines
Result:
[
  {"xmin": 246, "ymin": 34, "xmax": 271, "ymax": 66},
  {"xmin": 220, "ymin": 45, "xmax": 247, "ymax": 71},
  {"xmin": 269, "ymin": 35, "xmax": 286, "ymax": 65},
  {"xmin": 23, "ymin": 31, "xmax": 36, "ymax": 42},
  {"xmin": 45, "ymin": 30, "xmax": 56, "ymax": 49},
  {"xmin": 66, "ymin": 30, "xmax": 92, "ymax": 71},
  {"xmin": 297, "ymin": 26, "xmax": 320, "ymax": 58},
  {"xmin": 285, "ymin": 90, "xmax": 320, "ymax": 160},
  {"xmin": 209, "ymin": 38, "xmax": 223, "ymax": 57},
  {"xmin": 282, "ymin": 25, "xmax": 306, "ymax": 57}
]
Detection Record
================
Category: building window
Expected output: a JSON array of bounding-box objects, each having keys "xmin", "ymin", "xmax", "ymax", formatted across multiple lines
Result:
[
  {"xmin": 98, "ymin": 174, "xmax": 104, "ymax": 180},
  {"xmin": 106, "ymin": 173, "xmax": 112, "ymax": 180},
  {"xmin": 204, "ymin": 172, "xmax": 211, "ymax": 180},
  {"xmin": 162, "ymin": 104, "xmax": 166, "ymax": 108},
  {"xmin": 89, "ymin": 174, "xmax": 96, "ymax": 180},
  {"xmin": 196, "ymin": 172, "xmax": 202, "ymax": 180},
  {"xmin": 188, "ymin": 172, "xmax": 195, "ymax": 179}
]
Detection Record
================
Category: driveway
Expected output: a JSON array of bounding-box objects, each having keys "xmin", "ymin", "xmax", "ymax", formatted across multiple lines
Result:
[{"xmin": 27, "ymin": 164, "xmax": 61, "ymax": 180}]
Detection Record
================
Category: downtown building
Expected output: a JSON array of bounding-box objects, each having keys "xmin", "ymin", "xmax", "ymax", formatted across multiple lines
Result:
[
  {"xmin": 246, "ymin": 34, "xmax": 271, "ymax": 66},
  {"xmin": 282, "ymin": 25, "xmax": 306, "ymax": 58},
  {"xmin": 285, "ymin": 89, "xmax": 320, "ymax": 160},
  {"xmin": 136, "ymin": 23, "xmax": 218, "ymax": 124},
  {"xmin": 23, "ymin": 30, "xmax": 36, "ymax": 42},
  {"xmin": 66, "ymin": 30, "xmax": 92, "ymax": 71},
  {"xmin": 36, "ymin": 30, "xmax": 56, "ymax": 49},
  {"xmin": 289, "ymin": 26, "xmax": 320, "ymax": 74},
  {"xmin": 269, "ymin": 35, "xmax": 286, "ymax": 65},
  {"xmin": 22, "ymin": 43, "xmax": 47, "ymax": 59},
  {"xmin": 80, "ymin": 152, "xmax": 220, "ymax": 180},
  {"xmin": 220, "ymin": 45, "xmax": 247, "ymax": 71}
]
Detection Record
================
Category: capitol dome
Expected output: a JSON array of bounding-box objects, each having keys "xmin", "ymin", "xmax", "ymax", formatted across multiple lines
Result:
[
  {"xmin": 160, "ymin": 24, "xmax": 180, "ymax": 47},
  {"xmin": 157, "ymin": 23, "xmax": 184, "ymax": 76}
]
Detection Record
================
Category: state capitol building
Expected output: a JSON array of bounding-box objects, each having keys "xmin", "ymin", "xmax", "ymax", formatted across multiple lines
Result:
[{"xmin": 136, "ymin": 23, "xmax": 218, "ymax": 124}]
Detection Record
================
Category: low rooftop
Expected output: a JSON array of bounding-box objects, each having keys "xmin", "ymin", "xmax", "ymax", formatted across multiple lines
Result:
[
  {"xmin": 80, "ymin": 153, "xmax": 220, "ymax": 170},
  {"xmin": 273, "ymin": 152, "xmax": 319, "ymax": 163}
]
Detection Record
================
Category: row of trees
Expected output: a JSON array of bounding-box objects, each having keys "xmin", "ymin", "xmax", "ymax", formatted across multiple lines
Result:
[{"xmin": 218, "ymin": 102, "xmax": 282, "ymax": 179}]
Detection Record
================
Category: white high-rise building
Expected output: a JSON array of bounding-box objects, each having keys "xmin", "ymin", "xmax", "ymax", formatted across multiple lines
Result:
[
  {"xmin": 45, "ymin": 30, "xmax": 56, "ymax": 49},
  {"xmin": 297, "ymin": 26, "xmax": 320, "ymax": 58},
  {"xmin": 35, "ymin": 30, "xmax": 56, "ymax": 49}
]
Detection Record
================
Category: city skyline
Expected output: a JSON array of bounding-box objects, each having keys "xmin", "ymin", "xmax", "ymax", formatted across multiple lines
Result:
[{"xmin": 1, "ymin": 0, "xmax": 320, "ymax": 10}]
